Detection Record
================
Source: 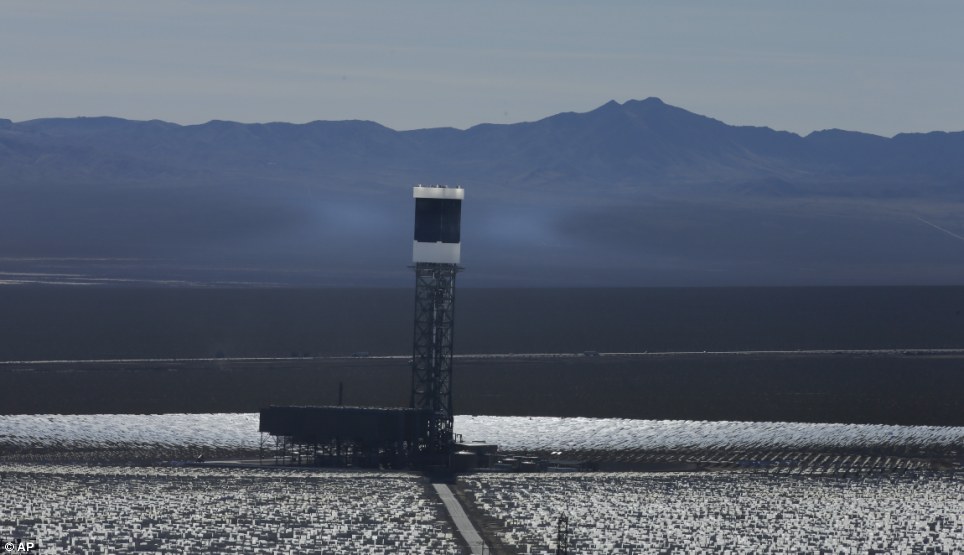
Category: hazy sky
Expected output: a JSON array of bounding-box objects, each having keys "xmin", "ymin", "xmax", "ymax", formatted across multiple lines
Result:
[{"xmin": 2, "ymin": 1, "xmax": 962, "ymax": 137}]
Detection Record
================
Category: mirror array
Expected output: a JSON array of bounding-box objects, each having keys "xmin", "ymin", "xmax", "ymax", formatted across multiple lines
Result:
[
  {"xmin": 2, "ymin": 414, "xmax": 961, "ymax": 453},
  {"xmin": 0, "ymin": 465, "xmax": 465, "ymax": 555},
  {"xmin": 459, "ymin": 472, "xmax": 964, "ymax": 554}
]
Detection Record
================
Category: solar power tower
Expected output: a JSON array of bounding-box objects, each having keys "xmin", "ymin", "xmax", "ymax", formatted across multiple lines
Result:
[{"xmin": 410, "ymin": 185, "xmax": 463, "ymax": 461}]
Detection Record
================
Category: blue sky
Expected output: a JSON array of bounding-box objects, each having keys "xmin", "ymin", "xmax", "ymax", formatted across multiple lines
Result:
[{"xmin": 2, "ymin": 0, "xmax": 962, "ymax": 136}]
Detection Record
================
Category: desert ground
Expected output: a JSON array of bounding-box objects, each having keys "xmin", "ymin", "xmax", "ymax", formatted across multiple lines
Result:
[{"xmin": 2, "ymin": 350, "xmax": 962, "ymax": 426}]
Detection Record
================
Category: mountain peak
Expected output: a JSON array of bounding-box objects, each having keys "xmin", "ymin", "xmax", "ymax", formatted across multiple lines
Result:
[
  {"xmin": 592, "ymin": 98, "xmax": 666, "ymax": 113},
  {"xmin": 623, "ymin": 97, "xmax": 666, "ymax": 108},
  {"xmin": 589, "ymin": 100, "xmax": 624, "ymax": 114}
]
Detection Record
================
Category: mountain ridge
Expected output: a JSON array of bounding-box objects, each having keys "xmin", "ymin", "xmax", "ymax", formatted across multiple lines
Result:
[
  {"xmin": 1, "ymin": 99, "xmax": 963, "ymax": 286},
  {"xmin": 5, "ymin": 97, "xmax": 962, "ymax": 196}
]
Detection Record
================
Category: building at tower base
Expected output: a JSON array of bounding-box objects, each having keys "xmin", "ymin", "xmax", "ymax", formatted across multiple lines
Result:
[{"xmin": 257, "ymin": 185, "xmax": 464, "ymax": 469}]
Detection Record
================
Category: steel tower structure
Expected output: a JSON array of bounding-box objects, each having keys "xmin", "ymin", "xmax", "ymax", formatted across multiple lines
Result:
[{"xmin": 410, "ymin": 185, "xmax": 463, "ymax": 461}]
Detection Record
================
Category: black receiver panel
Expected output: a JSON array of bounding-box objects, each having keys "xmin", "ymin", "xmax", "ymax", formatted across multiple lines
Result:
[{"xmin": 414, "ymin": 198, "xmax": 462, "ymax": 243}]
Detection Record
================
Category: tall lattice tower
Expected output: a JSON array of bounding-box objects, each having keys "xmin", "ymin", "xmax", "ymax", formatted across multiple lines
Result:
[{"xmin": 410, "ymin": 185, "xmax": 463, "ymax": 461}]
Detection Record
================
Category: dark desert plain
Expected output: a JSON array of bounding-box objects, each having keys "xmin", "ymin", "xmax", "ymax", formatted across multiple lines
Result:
[{"xmin": 2, "ymin": 285, "xmax": 962, "ymax": 426}]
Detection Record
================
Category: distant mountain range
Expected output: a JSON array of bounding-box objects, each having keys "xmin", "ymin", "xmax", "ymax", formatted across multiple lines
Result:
[{"xmin": 1, "ymin": 99, "xmax": 963, "ymax": 286}]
